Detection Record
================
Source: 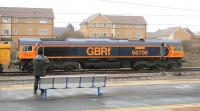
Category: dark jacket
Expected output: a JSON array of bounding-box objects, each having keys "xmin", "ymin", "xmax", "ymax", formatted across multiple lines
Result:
[{"xmin": 33, "ymin": 55, "xmax": 49, "ymax": 76}]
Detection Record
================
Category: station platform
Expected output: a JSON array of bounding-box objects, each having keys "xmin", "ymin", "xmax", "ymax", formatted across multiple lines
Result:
[
  {"xmin": 1, "ymin": 79, "xmax": 200, "ymax": 111},
  {"xmin": 86, "ymin": 103, "xmax": 200, "ymax": 111}
]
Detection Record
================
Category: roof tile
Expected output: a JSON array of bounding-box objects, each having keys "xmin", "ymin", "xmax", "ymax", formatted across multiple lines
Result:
[{"xmin": 0, "ymin": 7, "xmax": 54, "ymax": 18}]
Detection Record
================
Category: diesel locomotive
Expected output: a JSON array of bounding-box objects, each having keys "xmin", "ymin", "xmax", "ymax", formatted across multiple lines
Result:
[{"xmin": 18, "ymin": 38, "xmax": 184, "ymax": 72}]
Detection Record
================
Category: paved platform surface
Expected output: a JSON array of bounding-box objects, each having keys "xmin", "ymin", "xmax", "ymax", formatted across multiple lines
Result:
[{"xmin": 1, "ymin": 80, "xmax": 200, "ymax": 111}]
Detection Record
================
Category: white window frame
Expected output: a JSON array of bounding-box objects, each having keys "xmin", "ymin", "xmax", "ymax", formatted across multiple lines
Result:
[
  {"xmin": 13, "ymin": 17, "xmax": 18, "ymax": 23},
  {"xmin": 39, "ymin": 30, "xmax": 48, "ymax": 35},
  {"xmin": 135, "ymin": 33, "xmax": 143, "ymax": 39},
  {"xmin": 39, "ymin": 18, "xmax": 48, "ymax": 23},
  {"xmin": 128, "ymin": 33, "xmax": 131, "ymax": 38},
  {"xmin": 91, "ymin": 32, "xmax": 99, "ymax": 37},
  {"xmin": 26, "ymin": 28, "xmax": 32, "ymax": 35},
  {"xmin": 117, "ymin": 33, "xmax": 120, "ymax": 37},
  {"xmin": 106, "ymin": 23, "xmax": 110, "ymax": 28},
  {"xmin": 101, "ymin": 32, "xmax": 108, "ymax": 37},
  {"xmin": 22, "ymin": 45, "xmax": 32, "ymax": 52},
  {"xmin": 116, "ymin": 24, "xmax": 120, "ymax": 28},
  {"xmin": 112, "ymin": 24, "xmax": 115, "ymax": 28},
  {"xmin": 27, "ymin": 18, "xmax": 32, "ymax": 23},
  {"xmin": 97, "ymin": 23, "xmax": 100, "ymax": 27},
  {"xmin": 3, "ymin": 28, "xmax": 9, "ymax": 35},
  {"xmin": 13, "ymin": 29, "xmax": 18, "ymax": 35},
  {"xmin": 92, "ymin": 33, "xmax": 95, "ymax": 37},
  {"xmin": 2, "ymin": 17, "xmax": 9, "ymax": 23}
]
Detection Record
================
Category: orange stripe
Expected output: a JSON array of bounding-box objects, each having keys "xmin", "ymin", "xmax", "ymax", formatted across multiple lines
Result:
[
  {"xmin": 37, "ymin": 45, "xmax": 161, "ymax": 48},
  {"xmin": 47, "ymin": 56, "xmax": 163, "ymax": 59}
]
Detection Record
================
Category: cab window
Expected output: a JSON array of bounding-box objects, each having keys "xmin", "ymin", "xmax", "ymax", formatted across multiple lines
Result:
[
  {"xmin": 22, "ymin": 45, "xmax": 32, "ymax": 52},
  {"xmin": 174, "ymin": 45, "xmax": 182, "ymax": 51}
]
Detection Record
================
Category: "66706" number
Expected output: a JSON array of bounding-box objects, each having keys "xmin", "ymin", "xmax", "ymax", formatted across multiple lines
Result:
[{"xmin": 132, "ymin": 49, "xmax": 148, "ymax": 56}]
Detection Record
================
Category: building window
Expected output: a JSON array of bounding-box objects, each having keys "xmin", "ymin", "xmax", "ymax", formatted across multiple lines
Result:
[
  {"xmin": 91, "ymin": 32, "xmax": 98, "ymax": 37},
  {"xmin": 13, "ymin": 29, "xmax": 18, "ymax": 35},
  {"xmin": 116, "ymin": 24, "xmax": 120, "ymax": 28},
  {"xmin": 112, "ymin": 24, "xmax": 115, "ymax": 28},
  {"xmin": 92, "ymin": 23, "xmax": 96, "ymax": 28},
  {"xmin": 135, "ymin": 33, "xmax": 143, "ymax": 39},
  {"xmin": 2, "ymin": 17, "xmax": 9, "ymax": 23},
  {"xmin": 39, "ymin": 30, "xmax": 48, "ymax": 35},
  {"xmin": 27, "ymin": 18, "xmax": 32, "ymax": 23},
  {"xmin": 13, "ymin": 18, "xmax": 18, "ymax": 23},
  {"xmin": 96, "ymin": 23, "xmax": 100, "ymax": 27},
  {"xmin": 101, "ymin": 32, "xmax": 108, "ymax": 37},
  {"xmin": 128, "ymin": 33, "xmax": 131, "ymax": 38},
  {"xmin": 22, "ymin": 45, "xmax": 32, "ymax": 52},
  {"xmin": 3, "ymin": 29, "xmax": 9, "ymax": 35},
  {"xmin": 106, "ymin": 23, "xmax": 110, "ymax": 28},
  {"xmin": 94, "ymin": 23, "xmax": 97, "ymax": 27},
  {"xmin": 26, "ymin": 28, "xmax": 32, "ymax": 35},
  {"xmin": 117, "ymin": 33, "xmax": 120, "ymax": 37},
  {"xmin": 39, "ymin": 18, "xmax": 48, "ymax": 23},
  {"xmin": 101, "ymin": 23, "xmax": 105, "ymax": 27}
]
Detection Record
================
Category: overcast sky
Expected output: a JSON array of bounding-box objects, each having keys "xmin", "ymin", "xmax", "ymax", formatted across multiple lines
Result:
[{"xmin": 1, "ymin": 0, "xmax": 200, "ymax": 32}]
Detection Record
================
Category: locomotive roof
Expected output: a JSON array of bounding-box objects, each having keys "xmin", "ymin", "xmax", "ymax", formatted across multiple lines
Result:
[{"xmin": 18, "ymin": 38, "xmax": 181, "ymax": 46}]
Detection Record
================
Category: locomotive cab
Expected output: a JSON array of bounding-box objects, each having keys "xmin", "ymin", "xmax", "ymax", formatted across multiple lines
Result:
[
  {"xmin": 18, "ymin": 39, "xmax": 39, "ymax": 72},
  {"xmin": 169, "ymin": 44, "xmax": 184, "ymax": 58}
]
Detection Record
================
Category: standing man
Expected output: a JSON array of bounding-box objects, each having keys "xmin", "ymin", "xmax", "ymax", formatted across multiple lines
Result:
[{"xmin": 33, "ymin": 48, "xmax": 49, "ymax": 95}]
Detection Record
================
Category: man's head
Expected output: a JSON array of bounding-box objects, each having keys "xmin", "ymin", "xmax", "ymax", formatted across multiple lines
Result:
[{"xmin": 37, "ymin": 48, "xmax": 43, "ymax": 55}]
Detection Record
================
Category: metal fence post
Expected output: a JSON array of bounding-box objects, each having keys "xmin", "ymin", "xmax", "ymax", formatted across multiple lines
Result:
[
  {"xmin": 42, "ymin": 89, "xmax": 47, "ymax": 100},
  {"xmin": 97, "ymin": 87, "xmax": 101, "ymax": 96}
]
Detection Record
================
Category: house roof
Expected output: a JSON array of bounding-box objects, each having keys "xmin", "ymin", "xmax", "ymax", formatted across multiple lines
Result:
[
  {"xmin": 147, "ymin": 27, "xmax": 197, "ymax": 40},
  {"xmin": 155, "ymin": 27, "xmax": 180, "ymax": 37},
  {"xmin": 0, "ymin": 7, "xmax": 54, "ymax": 18},
  {"xmin": 81, "ymin": 13, "xmax": 146, "ymax": 25}
]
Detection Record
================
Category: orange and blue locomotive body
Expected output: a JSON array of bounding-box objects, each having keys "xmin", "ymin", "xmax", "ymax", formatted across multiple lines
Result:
[{"xmin": 18, "ymin": 38, "xmax": 184, "ymax": 72}]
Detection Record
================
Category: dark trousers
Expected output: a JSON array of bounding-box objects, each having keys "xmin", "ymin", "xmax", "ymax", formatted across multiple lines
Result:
[{"xmin": 34, "ymin": 75, "xmax": 40, "ymax": 92}]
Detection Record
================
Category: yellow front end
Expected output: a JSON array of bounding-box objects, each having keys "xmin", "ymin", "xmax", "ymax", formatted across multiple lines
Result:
[{"xmin": 0, "ymin": 44, "xmax": 11, "ymax": 65}]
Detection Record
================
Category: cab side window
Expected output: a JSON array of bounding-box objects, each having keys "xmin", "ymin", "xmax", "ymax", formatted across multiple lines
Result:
[
  {"xmin": 174, "ymin": 45, "xmax": 182, "ymax": 51},
  {"xmin": 22, "ymin": 45, "xmax": 32, "ymax": 52}
]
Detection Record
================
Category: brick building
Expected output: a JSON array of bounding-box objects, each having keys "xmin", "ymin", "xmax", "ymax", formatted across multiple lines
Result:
[
  {"xmin": 0, "ymin": 7, "xmax": 54, "ymax": 45},
  {"xmin": 80, "ymin": 13, "xmax": 147, "ymax": 40},
  {"xmin": 147, "ymin": 27, "xmax": 196, "ymax": 41}
]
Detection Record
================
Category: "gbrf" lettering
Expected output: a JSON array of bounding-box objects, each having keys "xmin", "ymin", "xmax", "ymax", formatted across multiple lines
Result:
[{"xmin": 86, "ymin": 47, "xmax": 111, "ymax": 56}]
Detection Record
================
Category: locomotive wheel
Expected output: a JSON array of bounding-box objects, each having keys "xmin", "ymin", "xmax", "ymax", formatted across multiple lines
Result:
[
  {"xmin": 0, "ymin": 67, "xmax": 3, "ymax": 72},
  {"xmin": 166, "ymin": 64, "xmax": 175, "ymax": 70},
  {"xmin": 22, "ymin": 62, "xmax": 33, "ymax": 73},
  {"xmin": 134, "ymin": 64, "xmax": 145, "ymax": 70},
  {"xmin": 149, "ymin": 65, "xmax": 159, "ymax": 70},
  {"xmin": 47, "ymin": 66, "xmax": 54, "ymax": 73},
  {"xmin": 27, "ymin": 68, "xmax": 33, "ymax": 73},
  {"xmin": 64, "ymin": 65, "xmax": 76, "ymax": 71}
]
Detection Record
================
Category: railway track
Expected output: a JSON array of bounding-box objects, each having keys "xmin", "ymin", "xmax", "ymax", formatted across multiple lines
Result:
[
  {"xmin": 0, "ymin": 67, "xmax": 200, "ymax": 77},
  {"xmin": 0, "ymin": 67, "xmax": 200, "ymax": 85}
]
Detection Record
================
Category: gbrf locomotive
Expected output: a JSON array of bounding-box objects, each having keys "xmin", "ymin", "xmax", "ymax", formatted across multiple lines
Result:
[{"xmin": 18, "ymin": 38, "xmax": 184, "ymax": 72}]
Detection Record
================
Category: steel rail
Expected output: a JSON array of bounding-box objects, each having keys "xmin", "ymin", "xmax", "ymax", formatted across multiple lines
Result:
[{"xmin": 0, "ymin": 67, "xmax": 200, "ymax": 77}]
